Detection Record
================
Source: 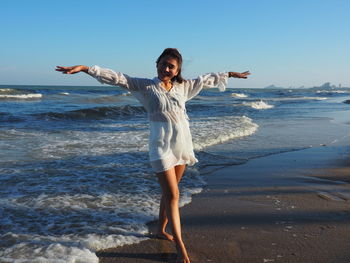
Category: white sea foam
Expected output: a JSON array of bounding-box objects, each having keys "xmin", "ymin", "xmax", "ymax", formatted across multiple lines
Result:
[
  {"xmin": 230, "ymin": 92, "xmax": 248, "ymax": 98},
  {"xmin": 0, "ymin": 232, "xmax": 145, "ymax": 263},
  {"xmin": 0, "ymin": 238, "xmax": 100, "ymax": 263},
  {"xmin": 191, "ymin": 116, "xmax": 259, "ymax": 151},
  {"xmin": 0, "ymin": 88, "xmax": 42, "ymax": 100},
  {"xmin": 316, "ymin": 90, "xmax": 350, "ymax": 94},
  {"xmin": 38, "ymin": 128, "xmax": 149, "ymax": 159},
  {"xmin": 0, "ymin": 88, "xmax": 16, "ymax": 92},
  {"xmin": 0, "ymin": 190, "xmax": 156, "ymax": 262},
  {"xmin": 0, "ymin": 93, "xmax": 42, "ymax": 99},
  {"xmin": 59, "ymin": 92, "xmax": 70, "ymax": 96},
  {"xmin": 243, "ymin": 100, "xmax": 274, "ymax": 109}
]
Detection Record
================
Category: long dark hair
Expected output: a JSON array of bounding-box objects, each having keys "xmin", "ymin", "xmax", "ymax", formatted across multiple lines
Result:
[{"xmin": 156, "ymin": 48, "xmax": 185, "ymax": 83}]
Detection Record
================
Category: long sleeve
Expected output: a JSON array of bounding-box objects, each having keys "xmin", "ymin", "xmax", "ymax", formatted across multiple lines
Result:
[
  {"xmin": 88, "ymin": 65, "xmax": 141, "ymax": 92},
  {"xmin": 184, "ymin": 72, "xmax": 229, "ymax": 101}
]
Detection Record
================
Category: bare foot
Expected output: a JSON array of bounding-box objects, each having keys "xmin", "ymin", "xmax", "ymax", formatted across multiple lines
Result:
[
  {"xmin": 156, "ymin": 230, "xmax": 174, "ymax": 241},
  {"xmin": 176, "ymin": 242, "xmax": 190, "ymax": 263}
]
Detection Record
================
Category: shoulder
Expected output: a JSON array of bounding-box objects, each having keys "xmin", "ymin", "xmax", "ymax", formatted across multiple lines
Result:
[
  {"xmin": 175, "ymin": 79, "xmax": 191, "ymax": 88},
  {"xmin": 128, "ymin": 76, "xmax": 155, "ymax": 87}
]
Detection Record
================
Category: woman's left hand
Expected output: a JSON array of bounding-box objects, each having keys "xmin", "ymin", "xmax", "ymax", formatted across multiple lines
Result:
[{"xmin": 228, "ymin": 71, "xmax": 250, "ymax": 79}]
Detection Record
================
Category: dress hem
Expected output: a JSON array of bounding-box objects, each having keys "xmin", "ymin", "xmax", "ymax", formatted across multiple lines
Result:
[{"xmin": 151, "ymin": 156, "xmax": 198, "ymax": 174}]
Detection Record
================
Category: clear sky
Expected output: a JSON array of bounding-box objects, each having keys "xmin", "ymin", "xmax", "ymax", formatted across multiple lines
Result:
[{"xmin": 1, "ymin": 0, "xmax": 349, "ymax": 88}]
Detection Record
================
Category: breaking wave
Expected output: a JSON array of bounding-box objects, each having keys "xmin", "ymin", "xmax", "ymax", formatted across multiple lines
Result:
[
  {"xmin": 242, "ymin": 100, "xmax": 274, "ymax": 109},
  {"xmin": 35, "ymin": 105, "xmax": 147, "ymax": 120},
  {"xmin": 0, "ymin": 88, "xmax": 42, "ymax": 100},
  {"xmin": 231, "ymin": 92, "xmax": 248, "ymax": 98}
]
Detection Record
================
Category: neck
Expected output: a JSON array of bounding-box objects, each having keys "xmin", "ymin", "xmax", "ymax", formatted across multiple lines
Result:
[{"xmin": 161, "ymin": 79, "xmax": 172, "ymax": 89}]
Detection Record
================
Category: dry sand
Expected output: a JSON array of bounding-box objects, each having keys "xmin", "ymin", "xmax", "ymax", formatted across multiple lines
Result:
[{"xmin": 97, "ymin": 142, "xmax": 350, "ymax": 263}]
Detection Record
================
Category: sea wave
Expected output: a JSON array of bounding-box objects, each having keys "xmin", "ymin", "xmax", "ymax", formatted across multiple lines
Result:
[
  {"xmin": 230, "ymin": 92, "xmax": 248, "ymax": 98},
  {"xmin": 0, "ymin": 94, "xmax": 42, "ymax": 99},
  {"xmin": 272, "ymin": 96, "xmax": 327, "ymax": 101},
  {"xmin": 0, "ymin": 88, "xmax": 16, "ymax": 93},
  {"xmin": 35, "ymin": 105, "xmax": 147, "ymax": 120},
  {"xmin": 192, "ymin": 115, "xmax": 259, "ymax": 150},
  {"xmin": 344, "ymin": 100, "xmax": 350, "ymax": 104},
  {"xmin": 316, "ymin": 90, "xmax": 350, "ymax": 94},
  {"xmin": 242, "ymin": 100, "xmax": 274, "ymax": 109},
  {"xmin": 0, "ymin": 112, "xmax": 24, "ymax": 123},
  {"xmin": 0, "ymin": 88, "xmax": 42, "ymax": 100}
]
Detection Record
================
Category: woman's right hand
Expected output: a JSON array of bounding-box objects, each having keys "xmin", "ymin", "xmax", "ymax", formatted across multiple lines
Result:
[
  {"xmin": 55, "ymin": 65, "xmax": 89, "ymax": 74},
  {"xmin": 228, "ymin": 71, "xmax": 251, "ymax": 79}
]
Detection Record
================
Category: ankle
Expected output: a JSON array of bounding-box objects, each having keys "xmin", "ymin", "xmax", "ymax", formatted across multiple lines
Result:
[
  {"xmin": 157, "ymin": 227, "xmax": 166, "ymax": 233},
  {"xmin": 175, "ymin": 240, "xmax": 187, "ymax": 252}
]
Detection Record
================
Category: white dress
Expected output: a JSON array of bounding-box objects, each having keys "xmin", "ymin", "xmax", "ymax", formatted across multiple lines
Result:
[{"xmin": 88, "ymin": 65, "xmax": 228, "ymax": 173}]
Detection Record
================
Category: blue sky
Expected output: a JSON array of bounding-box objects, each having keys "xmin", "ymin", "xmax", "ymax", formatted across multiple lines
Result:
[{"xmin": 0, "ymin": 0, "xmax": 349, "ymax": 88}]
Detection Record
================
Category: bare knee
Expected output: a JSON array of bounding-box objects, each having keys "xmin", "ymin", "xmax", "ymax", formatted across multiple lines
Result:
[
  {"xmin": 163, "ymin": 189, "xmax": 179, "ymax": 204},
  {"xmin": 157, "ymin": 168, "xmax": 180, "ymax": 204}
]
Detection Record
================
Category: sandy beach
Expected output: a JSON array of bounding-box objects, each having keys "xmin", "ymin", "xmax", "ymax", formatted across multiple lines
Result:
[{"xmin": 97, "ymin": 137, "xmax": 350, "ymax": 263}]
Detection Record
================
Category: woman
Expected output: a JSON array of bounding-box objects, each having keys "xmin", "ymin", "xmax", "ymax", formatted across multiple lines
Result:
[{"xmin": 56, "ymin": 48, "xmax": 250, "ymax": 263}]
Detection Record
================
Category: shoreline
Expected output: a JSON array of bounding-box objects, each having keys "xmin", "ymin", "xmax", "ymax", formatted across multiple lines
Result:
[{"xmin": 97, "ymin": 139, "xmax": 350, "ymax": 263}]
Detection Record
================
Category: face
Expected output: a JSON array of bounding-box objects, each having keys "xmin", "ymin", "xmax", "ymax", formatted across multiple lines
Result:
[{"xmin": 157, "ymin": 56, "xmax": 179, "ymax": 82}]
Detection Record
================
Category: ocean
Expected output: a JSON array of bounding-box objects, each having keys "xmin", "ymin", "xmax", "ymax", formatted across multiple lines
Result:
[{"xmin": 1, "ymin": 84, "xmax": 350, "ymax": 262}]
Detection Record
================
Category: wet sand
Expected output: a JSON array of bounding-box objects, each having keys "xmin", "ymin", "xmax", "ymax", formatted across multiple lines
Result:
[{"xmin": 97, "ymin": 140, "xmax": 350, "ymax": 263}]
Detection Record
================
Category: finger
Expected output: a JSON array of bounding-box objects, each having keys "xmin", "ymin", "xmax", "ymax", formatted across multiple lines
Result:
[
  {"xmin": 58, "ymin": 66, "xmax": 74, "ymax": 71},
  {"xmin": 55, "ymin": 66, "xmax": 69, "ymax": 72}
]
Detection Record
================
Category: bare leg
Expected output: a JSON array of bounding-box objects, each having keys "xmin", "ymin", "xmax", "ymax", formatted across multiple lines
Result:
[
  {"xmin": 157, "ymin": 166, "xmax": 190, "ymax": 263},
  {"xmin": 157, "ymin": 195, "xmax": 174, "ymax": 241},
  {"xmin": 157, "ymin": 165, "xmax": 186, "ymax": 241}
]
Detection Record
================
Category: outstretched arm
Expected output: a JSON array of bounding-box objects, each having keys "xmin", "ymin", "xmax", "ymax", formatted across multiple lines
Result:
[
  {"xmin": 228, "ymin": 71, "xmax": 251, "ymax": 79},
  {"xmin": 55, "ymin": 65, "xmax": 89, "ymax": 74},
  {"xmin": 185, "ymin": 70, "xmax": 251, "ymax": 101},
  {"xmin": 55, "ymin": 65, "xmax": 149, "ymax": 93}
]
